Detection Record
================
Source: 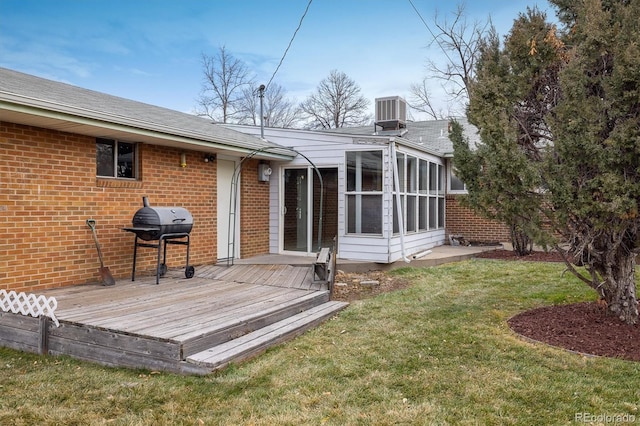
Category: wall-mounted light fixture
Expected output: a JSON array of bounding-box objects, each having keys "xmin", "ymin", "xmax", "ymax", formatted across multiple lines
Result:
[
  {"xmin": 180, "ymin": 153, "xmax": 187, "ymax": 168},
  {"xmin": 203, "ymin": 154, "xmax": 216, "ymax": 163}
]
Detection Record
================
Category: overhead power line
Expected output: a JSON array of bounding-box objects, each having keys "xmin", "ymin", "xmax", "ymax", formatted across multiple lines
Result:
[
  {"xmin": 264, "ymin": 0, "xmax": 313, "ymax": 92},
  {"xmin": 407, "ymin": 0, "xmax": 455, "ymax": 66}
]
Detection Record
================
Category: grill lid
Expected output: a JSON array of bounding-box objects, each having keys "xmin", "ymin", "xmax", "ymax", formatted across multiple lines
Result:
[
  {"xmin": 132, "ymin": 206, "xmax": 193, "ymax": 228},
  {"xmin": 125, "ymin": 197, "xmax": 193, "ymax": 240}
]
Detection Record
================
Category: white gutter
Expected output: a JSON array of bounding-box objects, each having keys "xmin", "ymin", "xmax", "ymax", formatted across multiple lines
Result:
[{"xmin": 390, "ymin": 139, "xmax": 410, "ymax": 263}]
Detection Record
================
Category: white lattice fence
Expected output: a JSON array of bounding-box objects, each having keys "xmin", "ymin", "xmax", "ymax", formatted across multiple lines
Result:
[{"xmin": 0, "ymin": 290, "xmax": 59, "ymax": 327}]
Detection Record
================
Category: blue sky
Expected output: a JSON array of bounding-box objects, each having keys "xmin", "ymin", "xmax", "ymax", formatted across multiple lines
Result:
[{"xmin": 0, "ymin": 0, "xmax": 553, "ymax": 119}]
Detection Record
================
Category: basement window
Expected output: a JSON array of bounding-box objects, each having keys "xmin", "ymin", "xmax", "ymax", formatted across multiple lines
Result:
[{"xmin": 96, "ymin": 138, "xmax": 138, "ymax": 179}]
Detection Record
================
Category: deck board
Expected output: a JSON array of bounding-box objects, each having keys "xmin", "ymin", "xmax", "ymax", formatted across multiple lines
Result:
[
  {"xmin": 124, "ymin": 287, "xmax": 307, "ymax": 338},
  {"xmin": 170, "ymin": 291, "xmax": 328, "ymax": 341},
  {"xmin": 47, "ymin": 264, "xmax": 325, "ymax": 340},
  {"xmin": 59, "ymin": 282, "xmax": 293, "ymax": 333},
  {"xmin": 58, "ymin": 279, "xmax": 243, "ymax": 323},
  {"xmin": 186, "ymin": 301, "xmax": 349, "ymax": 369}
]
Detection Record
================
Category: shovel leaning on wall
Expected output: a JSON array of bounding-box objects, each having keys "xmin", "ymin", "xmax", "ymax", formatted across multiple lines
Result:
[{"xmin": 86, "ymin": 219, "xmax": 116, "ymax": 286}]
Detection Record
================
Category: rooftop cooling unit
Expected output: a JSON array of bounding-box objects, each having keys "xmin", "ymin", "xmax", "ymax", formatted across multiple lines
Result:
[{"xmin": 375, "ymin": 96, "xmax": 407, "ymax": 130}]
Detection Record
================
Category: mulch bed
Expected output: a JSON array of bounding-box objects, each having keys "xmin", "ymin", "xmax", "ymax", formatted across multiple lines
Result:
[
  {"xmin": 479, "ymin": 249, "xmax": 640, "ymax": 362},
  {"xmin": 509, "ymin": 302, "xmax": 640, "ymax": 362}
]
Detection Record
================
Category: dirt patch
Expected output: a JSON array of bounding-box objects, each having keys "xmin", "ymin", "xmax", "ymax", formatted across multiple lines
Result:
[
  {"xmin": 331, "ymin": 270, "xmax": 413, "ymax": 302},
  {"xmin": 332, "ymin": 249, "xmax": 639, "ymax": 362},
  {"xmin": 474, "ymin": 249, "xmax": 565, "ymax": 262}
]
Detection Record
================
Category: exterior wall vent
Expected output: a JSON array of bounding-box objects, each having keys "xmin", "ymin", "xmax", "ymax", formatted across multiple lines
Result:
[{"xmin": 375, "ymin": 96, "xmax": 407, "ymax": 130}]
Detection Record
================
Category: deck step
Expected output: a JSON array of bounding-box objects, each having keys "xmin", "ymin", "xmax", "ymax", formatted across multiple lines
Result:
[
  {"xmin": 186, "ymin": 301, "xmax": 348, "ymax": 370},
  {"xmin": 181, "ymin": 290, "xmax": 331, "ymax": 357}
]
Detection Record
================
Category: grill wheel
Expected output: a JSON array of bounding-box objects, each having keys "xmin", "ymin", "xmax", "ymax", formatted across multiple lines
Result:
[
  {"xmin": 185, "ymin": 266, "xmax": 195, "ymax": 279},
  {"xmin": 158, "ymin": 263, "xmax": 167, "ymax": 277}
]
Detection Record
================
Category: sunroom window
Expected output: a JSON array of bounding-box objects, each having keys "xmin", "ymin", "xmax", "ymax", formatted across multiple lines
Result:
[
  {"xmin": 394, "ymin": 154, "xmax": 444, "ymax": 233},
  {"xmin": 96, "ymin": 138, "xmax": 137, "ymax": 179},
  {"xmin": 346, "ymin": 150, "xmax": 383, "ymax": 234}
]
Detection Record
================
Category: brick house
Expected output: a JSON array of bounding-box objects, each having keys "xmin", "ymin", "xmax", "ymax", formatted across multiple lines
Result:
[
  {"xmin": 1, "ymin": 69, "xmax": 507, "ymax": 293},
  {"xmin": 0, "ymin": 67, "xmax": 294, "ymax": 292}
]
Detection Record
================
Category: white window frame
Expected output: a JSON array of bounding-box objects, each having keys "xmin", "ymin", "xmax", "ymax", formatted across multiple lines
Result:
[
  {"xmin": 394, "ymin": 153, "xmax": 445, "ymax": 234},
  {"xmin": 345, "ymin": 150, "xmax": 384, "ymax": 235}
]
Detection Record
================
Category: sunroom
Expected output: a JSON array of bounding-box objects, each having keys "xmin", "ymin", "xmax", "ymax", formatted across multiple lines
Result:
[{"xmin": 225, "ymin": 123, "xmax": 447, "ymax": 264}]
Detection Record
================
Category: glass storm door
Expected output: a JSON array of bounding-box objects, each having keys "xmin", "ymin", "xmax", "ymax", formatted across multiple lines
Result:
[{"xmin": 284, "ymin": 169, "xmax": 309, "ymax": 252}]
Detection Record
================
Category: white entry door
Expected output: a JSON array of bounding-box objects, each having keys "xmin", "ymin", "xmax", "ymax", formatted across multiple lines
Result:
[{"xmin": 217, "ymin": 159, "xmax": 238, "ymax": 261}]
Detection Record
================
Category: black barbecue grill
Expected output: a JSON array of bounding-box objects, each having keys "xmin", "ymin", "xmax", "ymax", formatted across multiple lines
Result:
[{"xmin": 123, "ymin": 197, "xmax": 195, "ymax": 284}]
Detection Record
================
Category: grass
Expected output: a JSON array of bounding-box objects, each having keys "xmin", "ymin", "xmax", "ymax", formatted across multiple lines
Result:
[{"xmin": 1, "ymin": 259, "xmax": 639, "ymax": 425}]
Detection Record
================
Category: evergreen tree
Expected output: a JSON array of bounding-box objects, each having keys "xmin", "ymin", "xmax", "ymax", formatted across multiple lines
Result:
[
  {"xmin": 546, "ymin": 0, "xmax": 640, "ymax": 324},
  {"xmin": 452, "ymin": 8, "xmax": 560, "ymax": 255},
  {"xmin": 452, "ymin": 0, "xmax": 640, "ymax": 324}
]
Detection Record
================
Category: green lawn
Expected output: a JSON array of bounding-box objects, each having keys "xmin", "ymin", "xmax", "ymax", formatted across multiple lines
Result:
[{"xmin": 1, "ymin": 259, "xmax": 638, "ymax": 425}]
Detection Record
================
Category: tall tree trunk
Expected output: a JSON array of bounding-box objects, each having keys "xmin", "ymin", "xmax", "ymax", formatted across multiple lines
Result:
[
  {"xmin": 596, "ymin": 251, "xmax": 639, "ymax": 325},
  {"xmin": 510, "ymin": 223, "xmax": 533, "ymax": 256}
]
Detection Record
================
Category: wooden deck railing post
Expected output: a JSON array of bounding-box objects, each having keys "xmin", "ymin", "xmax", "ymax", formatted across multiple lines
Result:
[{"xmin": 38, "ymin": 315, "xmax": 49, "ymax": 355}]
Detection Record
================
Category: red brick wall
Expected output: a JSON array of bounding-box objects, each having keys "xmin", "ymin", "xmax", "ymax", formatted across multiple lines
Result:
[
  {"xmin": 239, "ymin": 159, "xmax": 270, "ymax": 258},
  {"xmin": 0, "ymin": 122, "xmax": 269, "ymax": 291},
  {"xmin": 445, "ymin": 195, "xmax": 510, "ymax": 243}
]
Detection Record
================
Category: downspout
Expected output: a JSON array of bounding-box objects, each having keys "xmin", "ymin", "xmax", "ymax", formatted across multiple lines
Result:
[{"xmin": 390, "ymin": 139, "xmax": 410, "ymax": 263}]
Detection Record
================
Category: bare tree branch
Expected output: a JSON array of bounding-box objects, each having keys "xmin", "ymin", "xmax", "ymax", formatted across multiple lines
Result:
[
  {"xmin": 300, "ymin": 70, "xmax": 371, "ymax": 129},
  {"xmin": 236, "ymin": 83, "xmax": 304, "ymax": 128},
  {"xmin": 410, "ymin": 3, "xmax": 492, "ymax": 118},
  {"xmin": 408, "ymin": 78, "xmax": 446, "ymax": 119},
  {"xmin": 196, "ymin": 46, "xmax": 254, "ymax": 123},
  {"xmin": 429, "ymin": 4, "xmax": 491, "ymax": 99}
]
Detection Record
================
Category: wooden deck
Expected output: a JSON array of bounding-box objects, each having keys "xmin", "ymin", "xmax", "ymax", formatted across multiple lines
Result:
[{"xmin": 0, "ymin": 263, "xmax": 347, "ymax": 375}]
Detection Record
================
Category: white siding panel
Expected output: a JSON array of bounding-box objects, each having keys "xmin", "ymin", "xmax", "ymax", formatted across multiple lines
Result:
[
  {"xmin": 339, "ymin": 235, "xmax": 390, "ymax": 263},
  {"xmin": 388, "ymin": 230, "xmax": 446, "ymax": 263}
]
